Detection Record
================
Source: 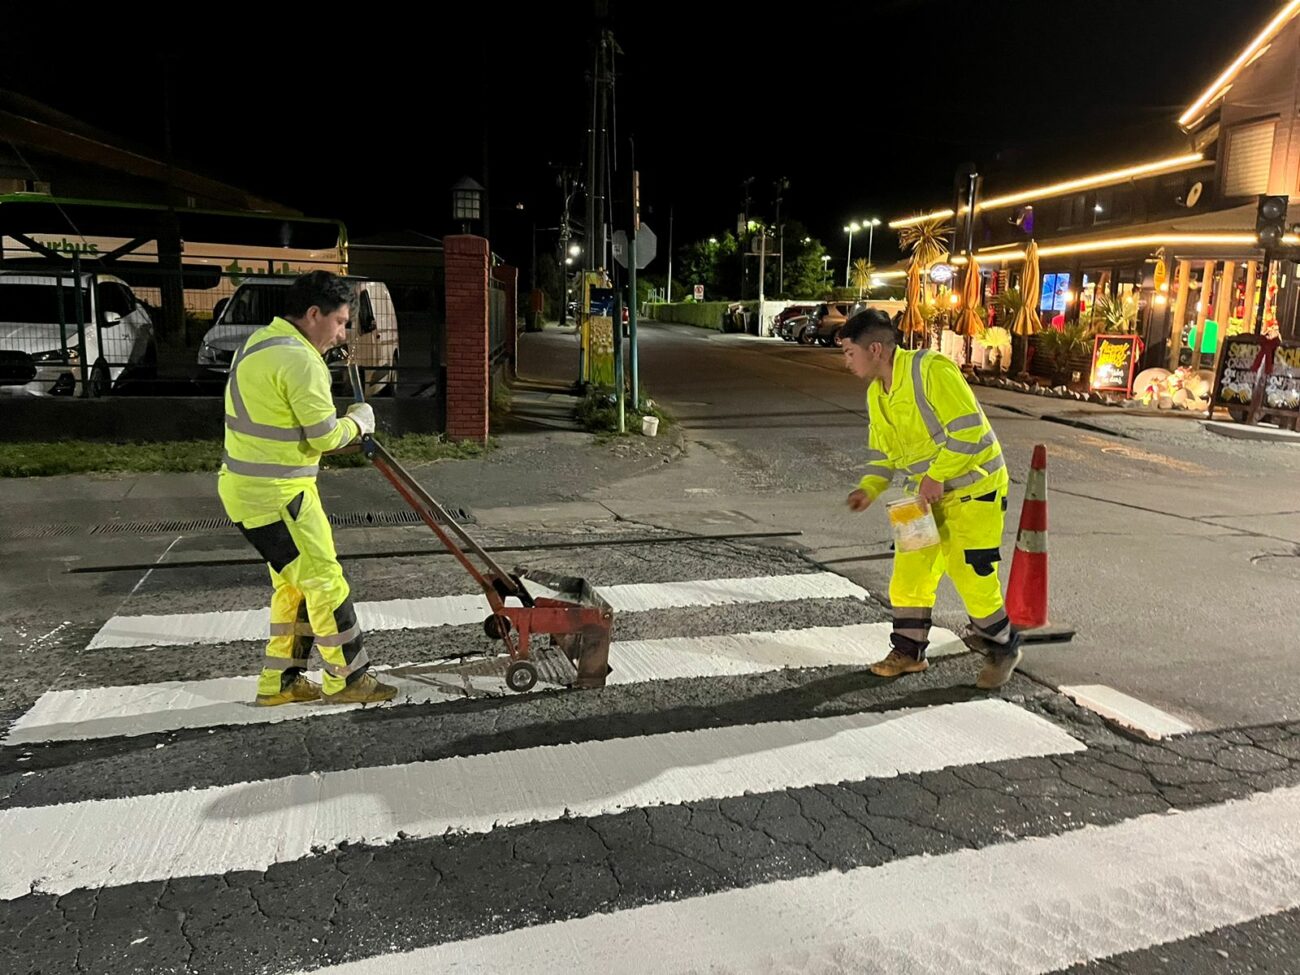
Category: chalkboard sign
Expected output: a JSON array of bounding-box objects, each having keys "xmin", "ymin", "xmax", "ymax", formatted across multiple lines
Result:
[
  {"xmin": 1210, "ymin": 335, "xmax": 1300, "ymax": 427},
  {"xmin": 1089, "ymin": 334, "xmax": 1141, "ymax": 396},
  {"xmin": 1212, "ymin": 335, "xmax": 1264, "ymax": 412},
  {"xmin": 1260, "ymin": 341, "xmax": 1300, "ymax": 420}
]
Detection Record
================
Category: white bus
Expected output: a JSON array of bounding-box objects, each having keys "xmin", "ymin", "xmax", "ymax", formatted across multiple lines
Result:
[{"xmin": 0, "ymin": 194, "xmax": 348, "ymax": 323}]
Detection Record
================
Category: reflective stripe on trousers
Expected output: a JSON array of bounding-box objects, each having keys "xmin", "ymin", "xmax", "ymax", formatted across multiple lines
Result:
[{"xmin": 238, "ymin": 484, "xmax": 369, "ymax": 696}]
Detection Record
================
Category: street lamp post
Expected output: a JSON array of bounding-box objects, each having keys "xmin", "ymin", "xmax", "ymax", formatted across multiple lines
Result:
[
  {"xmin": 866, "ymin": 217, "xmax": 881, "ymax": 266},
  {"xmin": 820, "ymin": 254, "xmax": 831, "ymax": 291},
  {"xmin": 451, "ymin": 177, "xmax": 485, "ymax": 235},
  {"xmin": 843, "ymin": 222, "xmax": 860, "ymax": 288}
]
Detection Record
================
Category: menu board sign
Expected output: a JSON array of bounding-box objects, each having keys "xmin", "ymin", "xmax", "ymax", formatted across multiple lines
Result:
[
  {"xmin": 1261, "ymin": 342, "xmax": 1300, "ymax": 418},
  {"xmin": 1213, "ymin": 336, "xmax": 1264, "ymax": 410},
  {"xmin": 1210, "ymin": 335, "xmax": 1300, "ymax": 425},
  {"xmin": 1089, "ymin": 334, "xmax": 1141, "ymax": 396}
]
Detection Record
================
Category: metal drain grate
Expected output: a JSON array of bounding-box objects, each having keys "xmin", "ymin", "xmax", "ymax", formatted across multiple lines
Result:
[
  {"xmin": 329, "ymin": 507, "xmax": 475, "ymax": 528},
  {"xmin": 91, "ymin": 518, "xmax": 231, "ymax": 535},
  {"xmin": 73, "ymin": 506, "xmax": 474, "ymax": 537},
  {"xmin": 3, "ymin": 524, "xmax": 81, "ymax": 540}
]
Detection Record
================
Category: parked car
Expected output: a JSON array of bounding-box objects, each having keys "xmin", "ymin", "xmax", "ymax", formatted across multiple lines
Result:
[
  {"xmin": 796, "ymin": 302, "xmax": 855, "ymax": 346},
  {"xmin": 197, "ymin": 276, "xmax": 399, "ymax": 397},
  {"xmin": 0, "ymin": 270, "xmax": 155, "ymax": 397},
  {"xmin": 773, "ymin": 304, "xmax": 815, "ymax": 341}
]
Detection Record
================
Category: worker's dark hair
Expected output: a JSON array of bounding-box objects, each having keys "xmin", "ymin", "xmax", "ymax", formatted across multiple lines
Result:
[
  {"xmin": 839, "ymin": 307, "xmax": 899, "ymax": 348},
  {"xmin": 285, "ymin": 271, "xmax": 355, "ymax": 319}
]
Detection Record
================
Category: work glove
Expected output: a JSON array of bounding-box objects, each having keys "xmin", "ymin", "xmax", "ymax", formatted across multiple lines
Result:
[{"xmin": 346, "ymin": 402, "xmax": 375, "ymax": 438}]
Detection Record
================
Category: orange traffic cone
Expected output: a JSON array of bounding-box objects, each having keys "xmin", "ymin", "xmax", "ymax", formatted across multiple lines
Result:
[{"xmin": 1006, "ymin": 445, "xmax": 1074, "ymax": 643}]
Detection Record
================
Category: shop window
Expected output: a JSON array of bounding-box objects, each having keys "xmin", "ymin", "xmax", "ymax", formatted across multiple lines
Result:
[
  {"xmin": 1040, "ymin": 272, "xmax": 1071, "ymax": 315},
  {"xmin": 1058, "ymin": 193, "xmax": 1089, "ymax": 230},
  {"xmin": 1092, "ymin": 190, "xmax": 1113, "ymax": 225},
  {"xmin": 1223, "ymin": 119, "xmax": 1276, "ymax": 197}
]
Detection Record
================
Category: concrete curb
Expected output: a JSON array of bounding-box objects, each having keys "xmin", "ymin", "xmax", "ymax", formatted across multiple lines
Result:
[{"xmin": 1203, "ymin": 420, "xmax": 1300, "ymax": 443}]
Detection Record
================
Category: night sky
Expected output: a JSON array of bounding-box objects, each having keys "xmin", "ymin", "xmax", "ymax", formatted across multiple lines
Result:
[{"xmin": 0, "ymin": 0, "xmax": 1282, "ymax": 271}]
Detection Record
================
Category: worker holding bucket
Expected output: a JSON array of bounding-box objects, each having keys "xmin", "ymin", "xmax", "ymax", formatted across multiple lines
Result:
[{"xmin": 841, "ymin": 309, "xmax": 1022, "ymax": 690}]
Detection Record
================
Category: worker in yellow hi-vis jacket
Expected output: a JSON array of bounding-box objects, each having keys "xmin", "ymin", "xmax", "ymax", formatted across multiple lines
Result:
[
  {"xmin": 840, "ymin": 309, "xmax": 1022, "ymax": 690},
  {"xmin": 218, "ymin": 271, "xmax": 397, "ymax": 707}
]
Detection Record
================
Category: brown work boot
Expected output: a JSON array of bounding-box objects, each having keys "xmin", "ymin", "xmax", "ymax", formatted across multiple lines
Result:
[
  {"xmin": 325, "ymin": 672, "xmax": 398, "ymax": 704},
  {"xmin": 975, "ymin": 647, "xmax": 1023, "ymax": 690},
  {"xmin": 254, "ymin": 674, "xmax": 323, "ymax": 707},
  {"xmin": 869, "ymin": 650, "xmax": 929, "ymax": 678}
]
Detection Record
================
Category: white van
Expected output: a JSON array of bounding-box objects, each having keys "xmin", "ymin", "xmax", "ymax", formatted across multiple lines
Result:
[
  {"xmin": 0, "ymin": 270, "xmax": 155, "ymax": 396},
  {"xmin": 197, "ymin": 277, "xmax": 399, "ymax": 397}
]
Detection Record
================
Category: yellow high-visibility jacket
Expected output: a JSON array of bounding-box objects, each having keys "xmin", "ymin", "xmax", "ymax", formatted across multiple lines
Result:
[
  {"xmin": 218, "ymin": 317, "xmax": 359, "ymax": 523},
  {"xmin": 858, "ymin": 347, "xmax": 1006, "ymax": 501}
]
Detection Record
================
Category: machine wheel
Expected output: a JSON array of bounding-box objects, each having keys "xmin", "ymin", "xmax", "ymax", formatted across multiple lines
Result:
[
  {"xmin": 505, "ymin": 660, "xmax": 538, "ymax": 693},
  {"xmin": 483, "ymin": 614, "xmax": 513, "ymax": 639}
]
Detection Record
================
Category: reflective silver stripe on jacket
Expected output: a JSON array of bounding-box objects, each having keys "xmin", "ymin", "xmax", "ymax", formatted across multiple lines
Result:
[
  {"xmin": 944, "ymin": 453, "xmax": 1007, "ymax": 490},
  {"xmin": 221, "ymin": 454, "xmax": 319, "ymax": 479},
  {"xmin": 946, "ymin": 412, "xmax": 985, "ymax": 433},
  {"xmin": 911, "ymin": 351, "xmax": 945, "ymax": 444},
  {"xmin": 944, "ymin": 430, "xmax": 998, "ymax": 456},
  {"xmin": 225, "ymin": 335, "xmax": 337, "ymax": 444}
]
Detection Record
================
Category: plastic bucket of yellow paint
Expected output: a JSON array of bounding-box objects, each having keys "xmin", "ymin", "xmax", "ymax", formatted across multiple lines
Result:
[{"xmin": 886, "ymin": 497, "xmax": 940, "ymax": 552}]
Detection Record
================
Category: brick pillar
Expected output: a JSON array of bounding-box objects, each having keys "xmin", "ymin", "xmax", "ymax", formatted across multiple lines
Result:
[
  {"xmin": 444, "ymin": 235, "xmax": 490, "ymax": 442},
  {"xmin": 492, "ymin": 264, "xmax": 519, "ymax": 376}
]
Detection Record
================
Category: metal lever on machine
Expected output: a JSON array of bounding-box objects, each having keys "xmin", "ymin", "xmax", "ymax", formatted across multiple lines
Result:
[{"xmin": 347, "ymin": 363, "xmax": 377, "ymax": 458}]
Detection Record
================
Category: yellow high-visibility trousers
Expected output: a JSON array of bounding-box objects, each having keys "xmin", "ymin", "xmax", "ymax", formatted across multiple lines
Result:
[
  {"xmin": 227, "ymin": 484, "xmax": 370, "ymax": 695},
  {"xmin": 889, "ymin": 488, "xmax": 1014, "ymax": 656}
]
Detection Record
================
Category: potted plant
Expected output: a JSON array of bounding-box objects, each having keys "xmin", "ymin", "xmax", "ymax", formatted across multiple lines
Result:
[{"xmin": 976, "ymin": 326, "xmax": 1012, "ymax": 376}]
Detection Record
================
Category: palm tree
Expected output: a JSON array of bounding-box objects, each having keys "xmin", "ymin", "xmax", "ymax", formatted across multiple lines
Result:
[
  {"xmin": 897, "ymin": 216, "xmax": 953, "ymax": 272},
  {"xmin": 850, "ymin": 258, "xmax": 875, "ymax": 299}
]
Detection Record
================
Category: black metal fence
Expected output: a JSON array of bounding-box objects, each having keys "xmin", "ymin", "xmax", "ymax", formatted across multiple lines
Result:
[
  {"xmin": 489, "ymin": 274, "xmax": 507, "ymax": 363},
  {"xmin": 0, "ymin": 254, "xmax": 443, "ymax": 406}
]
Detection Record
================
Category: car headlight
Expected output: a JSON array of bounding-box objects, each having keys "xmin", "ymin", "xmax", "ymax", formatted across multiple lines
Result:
[
  {"xmin": 33, "ymin": 348, "xmax": 79, "ymax": 364},
  {"xmin": 198, "ymin": 343, "xmax": 233, "ymax": 367}
]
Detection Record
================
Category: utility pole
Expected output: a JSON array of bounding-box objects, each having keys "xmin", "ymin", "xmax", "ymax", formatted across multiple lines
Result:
[
  {"xmin": 593, "ymin": 33, "xmax": 610, "ymax": 275},
  {"xmin": 774, "ymin": 177, "xmax": 788, "ymax": 295},
  {"xmin": 558, "ymin": 168, "xmax": 576, "ymax": 328},
  {"xmin": 666, "ymin": 204, "xmax": 674, "ymax": 303},
  {"xmin": 628, "ymin": 167, "xmax": 641, "ymax": 411},
  {"xmin": 741, "ymin": 177, "xmax": 754, "ymax": 299}
]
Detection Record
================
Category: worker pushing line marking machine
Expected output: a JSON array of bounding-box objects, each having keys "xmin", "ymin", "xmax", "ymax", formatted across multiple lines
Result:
[{"xmin": 345, "ymin": 364, "xmax": 614, "ymax": 693}]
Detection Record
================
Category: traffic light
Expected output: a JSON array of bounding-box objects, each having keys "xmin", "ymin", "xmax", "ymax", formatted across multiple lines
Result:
[{"xmin": 1255, "ymin": 194, "xmax": 1288, "ymax": 249}]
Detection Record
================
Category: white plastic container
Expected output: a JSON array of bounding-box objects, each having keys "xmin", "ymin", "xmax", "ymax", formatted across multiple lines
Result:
[
  {"xmin": 886, "ymin": 497, "xmax": 940, "ymax": 552},
  {"xmin": 641, "ymin": 415, "xmax": 660, "ymax": 437}
]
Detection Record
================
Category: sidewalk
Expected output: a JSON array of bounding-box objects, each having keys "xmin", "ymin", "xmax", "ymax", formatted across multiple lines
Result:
[{"xmin": 0, "ymin": 325, "xmax": 682, "ymax": 543}]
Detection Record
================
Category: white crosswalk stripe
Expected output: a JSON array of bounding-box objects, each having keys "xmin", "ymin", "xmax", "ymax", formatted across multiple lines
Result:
[
  {"xmin": 293, "ymin": 784, "xmax": 1300, "ymax": 975},
  {"xmin": 86, "ymin": 571, "xmax": 871, "ymax": 649},
  {"xmin": 3, "ymin": 564, "xmax": 1296, "ymax": 974},
  {"xmin": 0, "ymin": 699, "xmax": 1081, "ymax": 900},
  {"xmin": 5, "ymin": 623, "xmax": 968, "ymax": 745}
]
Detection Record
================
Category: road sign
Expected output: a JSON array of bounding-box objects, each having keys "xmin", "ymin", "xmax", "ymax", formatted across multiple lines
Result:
[
  {"xmin": 693, "ymin": 284, "xmax": 704, "ymax": 301},
  {"xmin": 613, "ymin": 224, "xmax": 657, "ymax": 269}
]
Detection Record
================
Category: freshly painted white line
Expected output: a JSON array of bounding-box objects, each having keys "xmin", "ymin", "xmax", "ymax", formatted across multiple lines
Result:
[
  {"xmin": 9, "ymin": 623, "xmax": 965, "ymax": 745},
  {"xmin": 606, "ymin": 623, "xmax": 966, "ymax": 684},
  {"xmin": 0, "ymin": 699, "xmax": 1080, "ymax": 899},
  {"xmin": 1060, "ymin": 684, "xmax": 1196, "ymax": 739},
  {"xmin": 86, "ymin": 572, "xmax": 871, "ymax": 650},
  {"xmin": 289, "ymin": 784, "xmax": 1300, "ymax": 975},
  {"xmin": 595, "ymin": 572, "xmax": 870, "ymax": 613}
]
